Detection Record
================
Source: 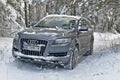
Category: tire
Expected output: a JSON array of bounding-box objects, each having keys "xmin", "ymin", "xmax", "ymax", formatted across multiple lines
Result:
[
  {"xmin": 89, "ymin": 35, "xmax": 94, "ymax": 55},
  {"xmin": 65, "ymin": 47, "xmax": 79, "ymax": 70},
  {"xmin": 84, "ymin": 35, "xmax": 94, "ymax": 56},
  {"xmin": 89, "ymin": 41, "xmax": 93, "ymax": 55}
]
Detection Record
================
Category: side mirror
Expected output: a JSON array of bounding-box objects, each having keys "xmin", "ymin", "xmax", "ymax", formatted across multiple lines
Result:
[{"xmin": 79, "ymin": 26, "xmax": 88, "ymax": 31}]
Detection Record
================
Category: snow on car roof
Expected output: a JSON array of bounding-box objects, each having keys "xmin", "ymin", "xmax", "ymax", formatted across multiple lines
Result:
[{"xmin": 44, "ymin": 14, "xmax": 81, "ymax": 20}]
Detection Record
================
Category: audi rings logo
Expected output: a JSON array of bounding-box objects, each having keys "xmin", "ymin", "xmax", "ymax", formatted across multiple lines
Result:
[{"xmin": 28, "ymin": 40, "xmax": 39, "ymax": 44}]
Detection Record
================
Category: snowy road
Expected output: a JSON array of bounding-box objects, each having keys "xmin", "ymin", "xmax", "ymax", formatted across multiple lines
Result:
[{"xmin": 0, "ymin": 32, "xmax": 120, "ymax": 80}]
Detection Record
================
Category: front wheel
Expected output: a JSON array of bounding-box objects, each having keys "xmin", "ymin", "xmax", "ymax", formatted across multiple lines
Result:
[{"xmin": 65, "ymin": 47, "xmax": 79, "ymax": 70}]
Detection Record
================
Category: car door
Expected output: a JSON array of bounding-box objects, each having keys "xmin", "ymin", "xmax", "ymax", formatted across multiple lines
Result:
[
  {"xmin": 77, "ymin": 18, "xmax": 89, "ymax": 54},
  {"xmin": 83, "ymin": 18, "xmax": 93, "ymax": 50}
]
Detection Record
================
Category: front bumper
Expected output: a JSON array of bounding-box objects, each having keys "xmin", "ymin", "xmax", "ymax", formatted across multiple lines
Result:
[
  {"xmin": 12, "ymin": 36, "xmax": 72, "ymax": 65},
  {"xmin": 13, "ymin": 50, "xmax": 70, "ymax": 65}
]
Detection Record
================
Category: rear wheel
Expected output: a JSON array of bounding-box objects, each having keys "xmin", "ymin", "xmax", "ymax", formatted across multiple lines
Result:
[
  {"xmin": 89, "ymin": 35, "xmax": 94, "ymax": 55},
  {"xmin": 89, "ymin": 41, "xmax": 93, "ymax": 55},
  {"xmin": 84, "ymin": 35, "xmax": 94, "ymax": 56},
  {"xmin": 65, "ymin": 47, "xmax": 79, "ymax": 70}
]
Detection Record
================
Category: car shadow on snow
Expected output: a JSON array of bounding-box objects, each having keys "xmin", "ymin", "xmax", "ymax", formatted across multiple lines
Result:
[
  {"xmin": 7, "ymin": 58, "xmax": 67, "ymax": 72},
  {"xmin": 6, "ymin": 55, "xmax": 88, "ymax": 73},
  {"xmin": 6, "ymin": 45, "xmax": 120, "ymax": 74}
]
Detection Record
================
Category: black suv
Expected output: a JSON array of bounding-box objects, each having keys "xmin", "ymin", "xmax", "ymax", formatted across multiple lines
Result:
[{"xmin": 12, "ymin": 15, "xmax": 94, "ymax": 70}]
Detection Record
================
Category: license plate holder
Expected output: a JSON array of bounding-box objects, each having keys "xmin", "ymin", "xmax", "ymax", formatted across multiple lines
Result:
[{"xmin": 22, "ymin": 45, "xmax": 41, "ymax": 51}]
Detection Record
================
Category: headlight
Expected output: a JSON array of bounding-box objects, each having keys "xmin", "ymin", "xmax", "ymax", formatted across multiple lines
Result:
[{"xmin": 54, "ymin": 38, "xmax": 71, "ymax": 44}]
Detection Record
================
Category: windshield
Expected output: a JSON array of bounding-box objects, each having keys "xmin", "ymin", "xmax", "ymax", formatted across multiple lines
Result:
[{"xmin": 34, "ymin": 17, "xmax": 77, "ymax": 30}]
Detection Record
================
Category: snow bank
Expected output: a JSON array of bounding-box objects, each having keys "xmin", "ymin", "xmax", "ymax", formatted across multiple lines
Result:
[
  {"xmin": 94, "ymin": 32, "xmax": 120, "ymax": 52},
  {"xmin": 0, "ymin": 0, "xmax": 25, "ymax": 37},
  {"xmin": 0, "ymin": 38, "xmax": 13, "ymax": 63},
  {"xmin": 5, "ymin": 4, "xmax": 24, "ymax": 36},
  {"xmin": 6, "ymin": 5, "xmax": 17, "ymax": 21},
  {"xmin": 94, "ymin": 32, "xmax": 120, "ymax": 41}
]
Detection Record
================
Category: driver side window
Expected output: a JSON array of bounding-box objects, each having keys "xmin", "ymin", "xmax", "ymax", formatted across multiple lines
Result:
[
  {"xmin": 79, "ymin": 19, "xmax": 87, "ymax": 27},
  {"xmin": 78, "ymin": 18, "xmax": 89, "ymax": 31}
]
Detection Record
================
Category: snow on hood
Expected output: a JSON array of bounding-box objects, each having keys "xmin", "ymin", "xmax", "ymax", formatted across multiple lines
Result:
[
  {"xmin": 22, "ymin": 28, "xmax": 67, "ymax": 37},
  {"xmin": 27, "ymin": 32, "xmax": 59, "ymax": 37}
]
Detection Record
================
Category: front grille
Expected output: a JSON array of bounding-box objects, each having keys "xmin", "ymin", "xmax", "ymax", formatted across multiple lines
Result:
[
  {"xmin": 21, "ymin": 50, "xmax": 43, "ymax": 56},
  {"xmin": 21, "ymin": 38, "xmax": 47, "ymax": 56}
]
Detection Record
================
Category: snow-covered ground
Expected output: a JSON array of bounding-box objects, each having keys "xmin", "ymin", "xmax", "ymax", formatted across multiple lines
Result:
[{"xmin": 0, "ymin": 32, "xmax": 120, "ymax": 80}]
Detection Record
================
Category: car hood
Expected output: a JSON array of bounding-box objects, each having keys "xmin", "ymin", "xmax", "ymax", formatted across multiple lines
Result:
[{"xmin": 20, "ymin": 28, "xmax": 73, "ymax": 39}]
